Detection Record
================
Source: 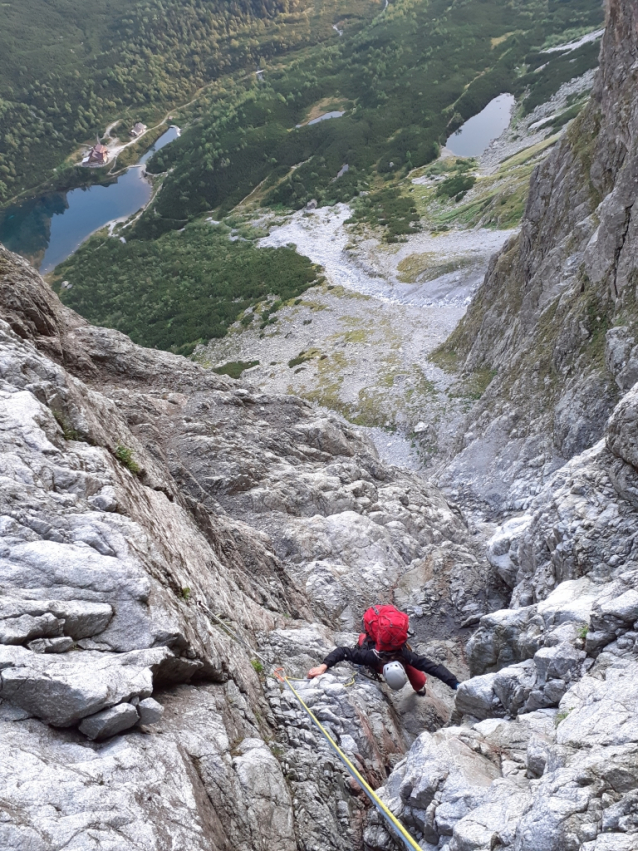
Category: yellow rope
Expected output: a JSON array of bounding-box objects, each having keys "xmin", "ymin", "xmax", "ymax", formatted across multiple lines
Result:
[
  {"xmin": 199, "ymin": 603, "xmax": 419, "ymax": 850},
  {"xmin": 276, "ymin": 672, "xmax": 421, "ymax": 851}
]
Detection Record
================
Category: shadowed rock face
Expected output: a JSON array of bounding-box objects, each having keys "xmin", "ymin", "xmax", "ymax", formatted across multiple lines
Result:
[
  {"xmin": 437, "ymin": 0, "xmax": 638, "ymax": 517},
  {"xmin": 0, "ymin": 243, "xmax": 490, "ymax": 850}
]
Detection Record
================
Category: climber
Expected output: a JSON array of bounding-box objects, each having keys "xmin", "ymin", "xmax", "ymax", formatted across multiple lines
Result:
[{"xmin": 307, "ymin": 604, "xmax": 460, "ymax": 694}]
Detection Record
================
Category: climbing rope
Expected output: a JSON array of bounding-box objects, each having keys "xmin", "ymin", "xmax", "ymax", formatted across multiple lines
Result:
[
  {"xmin": 273, "ymin": 669, "xmax": 421, "ymax": 851},
  {"xmin": 198, "ymin": 602, "xmax": 420, "ymax": 851}
]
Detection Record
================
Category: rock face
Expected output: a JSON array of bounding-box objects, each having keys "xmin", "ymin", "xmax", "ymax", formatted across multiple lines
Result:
[
  {"xmin": 370, "ymin": 373, "xmax": 638, "ymax": 850},
  {"xmin": 3, "ymin": 1, "xmax": 638, "ymax": 847},
  {"xmin": 362, "ymin": 6, "xmax": 638, "ymax": 848},
  {"xmin": 437, "ymin": 0, "xmax": 638, "ymax": 515},
  {"xmin": 0, "ymin": 244, "xmax": 486, "ymax": 849}
]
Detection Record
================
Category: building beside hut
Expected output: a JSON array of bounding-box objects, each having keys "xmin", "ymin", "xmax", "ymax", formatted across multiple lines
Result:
[{"xmin": 129, "ymin": 122, "xmax": 147, "ymax": 138}]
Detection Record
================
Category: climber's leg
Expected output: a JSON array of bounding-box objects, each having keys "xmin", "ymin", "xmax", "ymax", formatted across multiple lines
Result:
[{"xmin": 404, "ymin": 665, "xmax": 426, "ymax": 692}]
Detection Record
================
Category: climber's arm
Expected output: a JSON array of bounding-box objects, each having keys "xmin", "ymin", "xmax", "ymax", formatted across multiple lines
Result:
[
  {"xmin": 307, "ymin": 646, "xmax": 378, "ymax": 678},
  {"xmin": 401, "ymin": 647, "xmax": 460, "ymax": 689}
]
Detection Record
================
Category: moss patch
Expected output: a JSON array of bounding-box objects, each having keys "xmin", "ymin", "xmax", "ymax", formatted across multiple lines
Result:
[{"xmin": 213, "ymin": 360, "xmax": 259, "ymax": 379}]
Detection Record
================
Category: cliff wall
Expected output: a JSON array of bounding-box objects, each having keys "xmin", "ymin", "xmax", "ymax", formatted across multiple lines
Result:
[
  {"xmin": 0, "ymin": 245, "xmax": 490, "ymax": 850},
  {"xmin": 438, "ymin": 0, "xmax": 638, "ymax": 514}
]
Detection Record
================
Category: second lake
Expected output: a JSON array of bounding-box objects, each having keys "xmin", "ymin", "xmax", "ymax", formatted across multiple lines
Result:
[{"xmin": 445, "ymin": 94, "xmax": 515, "ymax": 158}]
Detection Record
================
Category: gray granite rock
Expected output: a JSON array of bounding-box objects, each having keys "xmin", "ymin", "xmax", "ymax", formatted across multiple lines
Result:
[
  {"xmin": 137, "ymin": 697, "xmax": 164, "ymax": 725},
  {"xmin": 0, "ymin": 243, "xmax": 482, "ymax": 849},
  {"xmin": 0, "ymin": 612, "xmax": 62, "ymax": 645},
  {"xmin": 0, "ymin": 647, "xmax": 163, "ymax": 726},
  {"xmin": 79, "ymin": 702, "xmax": 139, "ymax": 740},
  {"xmin": 26, "ymin": 636, "xmax": 74, "ymax": 653}
]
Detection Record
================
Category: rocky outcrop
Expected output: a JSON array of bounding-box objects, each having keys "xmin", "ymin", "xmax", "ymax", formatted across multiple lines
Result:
[
  {"xmin": 369, "ymin": 368, "xmax": 638, "ymax": 850},
  {"xmin": 437, "ymin": 0, "xmax": 638, "ymax": 515},
  {"xmin": 364, "ymin": 8, "xmax": 638, "ymax": 845},
  {"xmin": 0, "ymin": 243, "xmax": 488, "ymax": 850}
]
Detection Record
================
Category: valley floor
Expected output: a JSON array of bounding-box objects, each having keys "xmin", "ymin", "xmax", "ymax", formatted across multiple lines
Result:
[
  {"xmin": 199, "ymin": 72, "xmax": 591, "ymax": 480},
  {"xmin": 198, "ymin": 205, "xmax": 513, "ymax": 469}
]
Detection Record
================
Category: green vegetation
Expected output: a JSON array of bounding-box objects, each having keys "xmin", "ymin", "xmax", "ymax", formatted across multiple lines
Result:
[
  {"xmin": 53, "ymin": 221, "xmax": 320, "ymax": 354},
  {"xmin": 347, "ymin": 186, "xmax": 420, "ymax": 241},
  {"xmin": 115, "ymin": 444, "xmax": 141, "ymax": 474},
  {"xmin": 427, "ymin": 347, "xmax": 462, "ymax": 374},
  {"xmin": 213, "ymin": 360, "xmax": 260, "ymax": 379},
  {"xmin": 136, "ymin": 0, "xmax": 603, "ymax": 236},
  {"xmin": 288, "ymin": 349, "xmax": 320, "ymax": 368},
  {"xmin": 250, "ymin": 659, "xmax": 265, "ymax": 674},
  {"xmin": 0, "ymin": 0, "xmax": 381, "ymax": 204},
  {"xmin": 52, "ymin": 410, "xmax": 81, "ymax": 441},
  {"xmin": 181, "ymin": 587, "xmax": 192, "ymax": 601},
  {"xmin": 555, "ymin": 709, "xmax": 571, "ymax": 726},
  {"xmin": 436, "ymin": 173, "xmax": 476, "ymax": 200},
  {"xmin": 547, "ymin": 101, "xmax": 586, "ymax": 132},
  {"xmin": 411, "ymin": 144, "xmax": 560, "ymax": 231},
  {"xmin": 465, "ymin": 368, "xmax": 498, "ymax": 400},
  {"xmin": 581, "ymin": 278, "xmax": 614, "ymax": 367}
]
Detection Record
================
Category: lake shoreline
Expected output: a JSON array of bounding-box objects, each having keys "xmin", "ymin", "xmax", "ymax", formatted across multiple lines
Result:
[{"xmin": 0, "ymin": 127, "xmax": 180, "ymax": 275}]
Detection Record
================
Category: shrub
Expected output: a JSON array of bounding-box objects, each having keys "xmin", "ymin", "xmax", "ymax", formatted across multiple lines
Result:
[
  {"xmin": 115, "ymin": 444, "xmax": 141, "ymax": 475},
  {"xmin": 436, "ymin": 173, "xmax": 476, "ymax": 198},
  {"xmin": 52, "ymin": 411, "xmax": 81, "ymax": 442}
]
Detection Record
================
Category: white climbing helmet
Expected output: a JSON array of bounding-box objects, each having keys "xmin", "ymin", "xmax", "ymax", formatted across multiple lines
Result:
[{"xmin": 382, "ymin": 661, "xmax": 408, "ymax": 691}]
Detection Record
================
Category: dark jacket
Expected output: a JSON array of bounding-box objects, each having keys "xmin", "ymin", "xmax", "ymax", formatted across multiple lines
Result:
[{"xmin": 322, "ymin": 644, "xmax": 459, "ymax": 690}]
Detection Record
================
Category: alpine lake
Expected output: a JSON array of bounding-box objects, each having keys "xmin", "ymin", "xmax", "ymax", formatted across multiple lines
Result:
[{"xmin": 0, "ymin": 126, "xmax": 179, "ymax": 274}]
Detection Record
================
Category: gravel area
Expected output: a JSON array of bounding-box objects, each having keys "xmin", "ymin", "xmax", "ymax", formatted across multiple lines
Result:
[
  {"xmin": 258, "ymin": 204, "xmax": 513, "ymax": 306},
  {"xmin": 199, "ymin": 209, "xmax": 514, "ymax": 466},
  {"xmin": 359, "ymin": 426, "xmax": 424, "ymax": 471}
]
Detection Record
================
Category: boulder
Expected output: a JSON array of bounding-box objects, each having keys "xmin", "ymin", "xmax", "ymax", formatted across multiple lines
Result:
[
  {"xmin": 0, "ymin": 598, "xmax": 113, "ymax": 643},
  {"xmin": 79, "ymin": 703, "xmax": 140, "ymax": 740},
  {"xmin": 457, "ymin": 660, "xmax": 538, "ymax": 720},
  {"xmin": 533, "ymin": 642, "xmax": 582, "ymax": 685},
  {"xmin": 466, "ymin": 607, "xmax": 542, "ymax": 675},
  {"xmin": 486, "ymin": 515, "xmax": 530, "ymax": 589},
  {"xmin": 26, "ymin": 636, "xmax": 74, "ymax": 653},
  {"xmin": 137, "ymin": 697, "xmax": 164, "ymax": 725},
  {"xmin": 0, "ymin": 649, "xmax": 160, "ymax": 726},
  {"xmin": 46, "ymin": 600, "xmax": 114, "ymax": 640},
  {"xmin": 0, "ymin": 612, "xmax": 62, "ymax": 645}
]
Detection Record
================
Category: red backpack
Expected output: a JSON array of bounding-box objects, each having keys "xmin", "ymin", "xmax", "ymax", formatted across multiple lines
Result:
[{"xmin": 361, "ymin": 605, "xmax": 409, "ymax": 652}]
